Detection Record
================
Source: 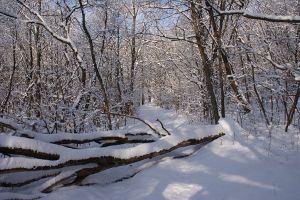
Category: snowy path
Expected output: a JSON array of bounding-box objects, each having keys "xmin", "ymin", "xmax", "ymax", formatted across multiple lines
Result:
[{"xmin": 1, "ymin": 105, "xmax": 300, "ymax": 200}]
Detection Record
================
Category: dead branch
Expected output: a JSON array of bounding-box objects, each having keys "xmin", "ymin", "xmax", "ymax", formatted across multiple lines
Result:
[
  {"xmin": 156, "ymin": 119, "xmax": 171, "ymax": 135},
  {"xmin": 103, "ymin": 112, "xmax": 163, "ymax": 137}
]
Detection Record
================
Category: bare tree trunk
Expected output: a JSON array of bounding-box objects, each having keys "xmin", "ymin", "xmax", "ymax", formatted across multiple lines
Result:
[
  {"xmin": 218, "ymin": 1, "xmax": 226, "ymax": 117},
  {"xmin": 1, "ymin": 26, "xmax": 17, "ymax": 113},
  {"xmin": 220, "ymin": 50, "xmax": 251, "ymax": 113},
  {"xmin": 79, "ymin": 0, "xmax": 112, "ymax": 130},
  {"xmin": 247, "ymin": 54, "xmax": 270, "ymax": 125},
  {"xmin": 34, "ymin": 0, "xmax": 42, "ymax": 118},
  {"xmin": 285, "ymin": 83, "xmax": 300, "ymax": 132},
  {"xmin": 285, "ymin": 0, "xmax": 300, "ymax": 132},
  {"xmin": 130, "ymin": 0, "xmax": 137, "ymax": 95},
  {"xmin": 190, "ymin": 0, "xmax": 220, "ymax": 124},
  {"xmin": 115, "ymin": 13, "xmax": 123, "ymax": 103},
  {"xmin": 208, "ymin": 4, "xmax": 251, "ymax": 113},
  {"xmin": 218, "ymin": 55, "xmax": 225, "ymax": 118},
  {"xmin": 240, "ymin": 52, "xmax": 251, "ymax": 103}
]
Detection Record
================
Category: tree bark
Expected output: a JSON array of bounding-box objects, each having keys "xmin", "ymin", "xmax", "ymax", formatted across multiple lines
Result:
[
  {"xmin": 78, "ymin": 0, "xmax": 112, "ymax": 130},
  {"xmin": 208, "ymin": 4, "xmax": 251, "ymax": 113},
  {"xmin": 247, "ymin": 54, "xmax": 270, "ymax": 125},
  {"xmin": 1, "ymin": 27, "xmax": 17, "ymax": 113},
  {"xmin": 190, "ymin": 0, "xmax": 220, "ymax": 124},
  {"xmin": 285, "ymin": 83, "xmax": 300, "ymax": 132}
]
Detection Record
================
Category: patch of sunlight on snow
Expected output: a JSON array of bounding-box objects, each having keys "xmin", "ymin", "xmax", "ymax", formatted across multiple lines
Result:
[
  {"xmin": 163, "ymin": 183, "xmax": 202, "ymax": 200},
  {"xmin": 219, "ymin": 173, "xmax": 280, "ymax": 190},
  {"xmin": 211, "ymin": 141, "xmax": 257, "ymax": 163},
  {"xmin": 160, "ymin": 159, "xmax": 210, "ymax": 174},
  {"xmin": 129, "ymin": 179, "xmax": 160, "ymax": 198},
  {"xmin": 97, "ymin": 179, "xmax": 160, "ymax": 200}
]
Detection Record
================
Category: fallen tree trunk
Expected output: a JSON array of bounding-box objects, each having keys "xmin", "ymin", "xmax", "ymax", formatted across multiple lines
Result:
[
  {"xmin": 0, "ymin": 133, "xmax": 224, "ymax": 174},
  {"xmin": 84, "ymin": 143, "xmax": 208, "ymax": 186},
  {"xmin": 0, "ymin": 115, "xmax": 226, "ymax": 194},
  {"xmin": 0, "ymin": 147, "xmax": 60, "ymax": 161},
  {"xmin": 74, "ymin": 133, "xmax": 224, "ymax": 180},
  {"xmin": 42, "ymin": 133, "xmax": 225, "ymax": 192},
  {"xmin": 0, "ymin": 134, "xmax": 157, "ymax": 161},
  {"xmin": 0, "ymin": 132, "xmax": 224, "ymax": 193},
  {"xmin": 13, "ymin": 125, "xmax": 159, "ymax": 146},
  {"xmin": 52, "ymin": 135, "xmax": 156, "ymax": 146},
  {"xmin": 101, "ymin": 139, "xmax": 155, "ymax": 147}
]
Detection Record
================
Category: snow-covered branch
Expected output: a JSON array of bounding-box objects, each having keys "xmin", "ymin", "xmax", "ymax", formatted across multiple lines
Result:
[
  {"xmin": 206, "ymin": 0, "xmax": 300, "ymax": 23},
  {"xmin": 257, "ymin": 53, "xmax": 300, "ymax": 82},
  {"xmin": 14, "ymin": 0, "xmax": 83, "ymax": 64}
]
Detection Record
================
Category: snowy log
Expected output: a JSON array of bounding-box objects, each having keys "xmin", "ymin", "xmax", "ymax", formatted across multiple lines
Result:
[
  {"xmin": 0, "ymin": 133, "xmax": 156, "ymax": 160},
  {"xmin": 0, "ymin": 114, "xmax": 225, "ymax": 193},
  {"xmin": 41, "ymin": 133, "xmax": 225, "ymax": 193},
  {"xmin": 70, "ymin": 133, "xmax": 225, "ymax": 185},
  {"xmin": 33, "ymin": 132, "xmax": 156, "ymax": 145},
  {"xmin": 0, "ymin": 132, "xmax": 224, "ymax": 193},
  {"xmin": 0, "ymin": 135, "xmax": 63, "ymax": 161},
  {"xmin": 0, "ymin": 133, "xmax": 224, "ymax": 174}
]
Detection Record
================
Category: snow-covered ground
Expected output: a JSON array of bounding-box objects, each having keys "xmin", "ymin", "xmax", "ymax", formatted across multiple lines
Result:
[{"xmin": 1, "ymin": 104, "xmax": 300, "ymax": 200}]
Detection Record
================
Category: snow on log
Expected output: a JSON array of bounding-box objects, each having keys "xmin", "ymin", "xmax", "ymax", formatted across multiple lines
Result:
[
  {"xmin": 71, "ymin": 133, "xmax": 225, "ymax": 185},
  {"xmin": 0, "ymin": 164, "xmax": 97, "ymax": 189},
  {"xmin": 0, "ymin": 135, "xmax": 62, "ymax": 160},
  {"xmin": 34, "ymin": 131, "xmax": 157, "ymax": 145},
  {"xmin": 39, "ymin": 133, "xmax": 225, "ymax": 192},
  {"xmin": 0, "ymin": 127, "xmax": 225, "ymax": 173},
  {"xmin": 0, "ymin": 133, "xmax": 155, "ymax": 160}
]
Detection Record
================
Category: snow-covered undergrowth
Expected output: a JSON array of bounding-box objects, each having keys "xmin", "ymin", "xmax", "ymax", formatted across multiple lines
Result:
[{"xmin": 1, "ymin": 104, "xmax": 300, "ymax": 200}]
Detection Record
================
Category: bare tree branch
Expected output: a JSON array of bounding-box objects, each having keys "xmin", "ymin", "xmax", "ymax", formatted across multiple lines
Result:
[{"xmin": 206, "ymin": 0, "xmax": 300, "ymax": 23}]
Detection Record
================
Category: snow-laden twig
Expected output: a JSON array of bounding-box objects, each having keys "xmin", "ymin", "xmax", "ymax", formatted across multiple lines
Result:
[
  {"xmin": 14, "ymin": 0, "xmax": 83, "ymax": 65},
  {"xmin": 206, "ymin": 0, "xmax": 300, "ymax": 23}
]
